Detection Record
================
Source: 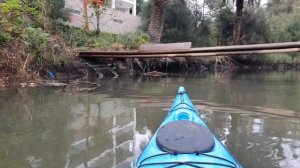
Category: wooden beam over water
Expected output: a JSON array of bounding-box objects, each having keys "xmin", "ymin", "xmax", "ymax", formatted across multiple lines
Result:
[
  {"xmin": 140, "ymin": 42, "xmax": 192, "ymax": 51},
  {"xmin": 80, "ymin": 48, "xmax": 300, "ymax": 58},
  {"xmin": 78, "ymin": 41, "xmax": 300, "ymax": 58}
]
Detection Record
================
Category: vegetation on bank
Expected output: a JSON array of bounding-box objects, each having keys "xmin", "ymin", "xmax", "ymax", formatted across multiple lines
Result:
[
  {"xmin": 0, "ymin": 0, "xmax": 63, "ymax": 85},
  {"xmin": 0, "ymin": 0, "xmax": 300, "ymax": 86},
  {"xmin": 0, "ymin": 0, "xmax": 149, "ymax": 86},
  {"xmin": 61, "ymin": 26, "xmax": 149, "ymax": 51}
]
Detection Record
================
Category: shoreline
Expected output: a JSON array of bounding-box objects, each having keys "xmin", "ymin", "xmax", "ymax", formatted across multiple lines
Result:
[{"xmin": 1, "ymin": 58, "xmax": 300, "ymax": 89}]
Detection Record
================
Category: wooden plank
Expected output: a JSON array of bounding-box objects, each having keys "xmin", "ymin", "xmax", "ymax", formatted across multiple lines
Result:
[
  {"xmin": 78, "ymin": 41, "xmax": 300, "ymax": 56},
  {"xmin": 139, "ymin": 42, "xmax": 192, "ymax": 52},
  {"xmin": 80, "ymin": 48, "xmax": 300, "ymax": 58}
]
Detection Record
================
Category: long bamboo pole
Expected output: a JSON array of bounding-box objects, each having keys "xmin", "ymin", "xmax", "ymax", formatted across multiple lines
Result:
[
  {"xmin": 78, "ymin": 41, "xmax": 300, "ymax": 56},
  {"xmin": 80, "ymin": 48, "xmax": 300, "ymax": 58}
]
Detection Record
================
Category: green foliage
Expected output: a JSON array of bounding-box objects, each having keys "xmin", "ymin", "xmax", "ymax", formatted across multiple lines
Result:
[
  {"xmin": 118, "ymin": 32, "xmax": 150, "ymax": 49},
  {"xmin": 239, "ymin": 3, "xmax": 300, "ymax": 63},
  {"xmin": 139, "ymin": 0, "xmax": 300, "ymax": 64},
  {"xmin": 21, "ymin": 27, "xmax": 49, "ymax": 58},
  {"xmin": 0, "ymin": 33, "xmax": 12, "ymax": 43},
  {"xmin": 0, "ymin": 0, "xmax": 299, "ymax": 78},
  {"xmin": 139, "ymin": 0, "xmax": 214, "ymax": 47},
  {"xmin": 1, "ymin": 0, "xmax": 23, "ymax": 13},
  {"xmin": 285, "ymin": 14, "xmax": 300, "ymax": 42},
  {"xmin": 0, "ymin": 0, "xmax": 42, "ymax": 35},
  {"xmin": 60, "ymin": 25, "xmax": 149, "ymax": 50},
  {"xmin": 61, "ymin": 26, "xmax": 89, "ymax": 47},
  {"xmin": 136, "ymin": 0, "xmax": 144, "ymax": 15},
  {"xmin": 0, "ymin": 0, "xmax": 68, "ymax": 36},
  {"xmin": 162, "ymin": 0, "xmax": 194, "ymax": 43},
  {"xmin": 48, "ymin": 0, "xmax": 69, "ymax": 21},
  {"xmin": 192, "ymin": 19, "xmax": 215, "ymax": 47},
  {"xmin": 241, "ymin": 9, "xmax": 271, "ymax": 44},
  {"xmin": 205, "ymin": 0, "xmax": 228, "ymax": 10},
  {"xmin": 266, "ymin": 0, "xmax": 299, "ymax": 15},
  {"xmin": 247, "ymin": 53, "xmax": 299, "ymax": 64},
  {"xmin": 214, "ymin": 7, "xmax": 234, "ymax": 45},
  {"xmin": 139, "ymin": 0, "xmax": 152, "ymax": 32}
]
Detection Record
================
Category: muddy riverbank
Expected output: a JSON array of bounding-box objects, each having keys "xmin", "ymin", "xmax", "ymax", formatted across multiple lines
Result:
[{"xmin": 1, "ymin": 56, "xmax": 300, "ymax": 88}]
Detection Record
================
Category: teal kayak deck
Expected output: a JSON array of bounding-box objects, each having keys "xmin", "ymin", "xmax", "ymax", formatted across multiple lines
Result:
[{"xmin": 136, "ymin": 86, "xmax": 242, "ymax": 168}]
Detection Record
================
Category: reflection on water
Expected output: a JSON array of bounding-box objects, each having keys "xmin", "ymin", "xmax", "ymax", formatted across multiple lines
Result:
[{"xmin": 0, "ymin": 71, "xmax": 300, "ymax": 168}]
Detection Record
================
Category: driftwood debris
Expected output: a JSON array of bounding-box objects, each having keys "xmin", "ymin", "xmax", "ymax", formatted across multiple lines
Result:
[
  {"xmin": 20, "ymin": 81, "xmax": 68, "ymax": 87},
  {"xmin": 142, "ymin": 71, "xmax": 167, "ymax": 77}
]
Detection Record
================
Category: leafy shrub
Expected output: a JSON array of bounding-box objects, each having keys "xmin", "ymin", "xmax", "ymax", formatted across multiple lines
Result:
[
  {"xmin": 21, "ymin": 27, "xmax": 49, "ymax": 58},
  {"xmin": 117, "ymin": 32, "xmax": 150, "ymax": 49},
  {"xmin": 0, "ymin": 0, "xmax": 41, "ymax": 35},
  {"xmin": 214, "ymin": 7, "xmax": 235, "ymax": 45},
  {"xmin": 0, "ymin": 33, "xmax": 12, "ymax": 43},
  {"xmin": 59, "ymin": 26, "xmax": 88, "ymax": 47},
  {"xmin": 286, "ymin": 14, "xmax": 300, "ymax": 42}
]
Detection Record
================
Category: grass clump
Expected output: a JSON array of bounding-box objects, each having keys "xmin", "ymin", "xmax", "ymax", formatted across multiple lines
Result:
[{"xmin": 60, "ymin": 26, "xmax": 150, "ymax": 50}]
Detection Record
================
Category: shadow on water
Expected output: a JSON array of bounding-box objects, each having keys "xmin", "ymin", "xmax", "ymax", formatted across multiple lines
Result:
[{"xmin": 0, "ymin": 70, "xmax": 299, "ymax": 168}]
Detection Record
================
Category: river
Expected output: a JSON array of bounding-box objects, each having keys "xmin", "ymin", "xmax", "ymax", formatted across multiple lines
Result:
[{"xmin": 0, "ymin": 70, "xmax": 299, "ymax": 168}]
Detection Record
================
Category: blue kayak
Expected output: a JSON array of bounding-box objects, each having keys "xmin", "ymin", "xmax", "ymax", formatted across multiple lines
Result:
[{"xmin": 136, "ymin": 86, "xmax": 242, "ymax": 168}]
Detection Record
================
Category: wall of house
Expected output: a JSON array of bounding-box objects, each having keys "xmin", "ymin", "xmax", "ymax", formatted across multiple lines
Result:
[{"xmin": 65, "ymin": 0, "xmax": 141, "ymax": 34}]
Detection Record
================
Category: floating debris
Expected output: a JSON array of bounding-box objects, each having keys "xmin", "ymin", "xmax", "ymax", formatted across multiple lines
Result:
[{"xmin": 142, "ymin": 71, "xmax": 167, "ymax": 77}]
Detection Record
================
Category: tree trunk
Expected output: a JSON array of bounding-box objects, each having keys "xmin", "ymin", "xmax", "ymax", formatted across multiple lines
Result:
[
  {"xmin": 96, "ymin": 9, "xmax": 100, "ymax": 35},
  {"xmin": 148, "ymin": 0, "xmax": 168, "ymax": 43},
  {"xmin": 83, "ymin": 0, "xmax": 89, "ymax": 31},
  {"xmin": 96, "ymin": 15, "xmax": 100, "ymax": 34},
  {"xmin": 233, "ymin": 0, "xmax": 244, "ymax": 45}
]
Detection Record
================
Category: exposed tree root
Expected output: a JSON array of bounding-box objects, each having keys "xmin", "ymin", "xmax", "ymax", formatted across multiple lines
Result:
[{"xmin": 215, "ymin": 56, "xmax": 239, "ymax": 70}]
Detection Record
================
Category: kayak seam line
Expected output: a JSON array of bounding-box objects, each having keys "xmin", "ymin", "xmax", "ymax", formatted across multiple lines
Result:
[
  {"xmin": 138, "ymin": 152, "xmax": 238, "ymax": 168},
  {"xmin": 138, "ymin": 161, "xmax": 236, "ymax": 168},
  {"xmin": 169, "ymin": 103, "xmax": 197, "ymax": 114}
]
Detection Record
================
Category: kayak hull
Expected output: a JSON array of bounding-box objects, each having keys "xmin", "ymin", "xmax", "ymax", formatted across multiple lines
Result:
[{"xmin": 136, "ymin": 86, "xmax": 241, "ymax": 168}]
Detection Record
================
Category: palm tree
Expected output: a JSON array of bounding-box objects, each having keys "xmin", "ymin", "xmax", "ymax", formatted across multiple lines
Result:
[
  {"xmin": 233, "ymin": 0, "xmax": 244, "ymax": 44},
  {"xmin": 148, "ymin": 0, "xmax": 168, "ymax": 43}
]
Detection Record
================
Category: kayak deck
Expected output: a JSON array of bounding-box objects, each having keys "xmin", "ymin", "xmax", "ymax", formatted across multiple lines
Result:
[{"xmin": 136, "ymin": 87, "xmax": 241, "ymax": 168}]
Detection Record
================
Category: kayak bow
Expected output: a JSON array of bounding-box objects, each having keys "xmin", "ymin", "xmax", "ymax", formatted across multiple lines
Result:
[{"xmin": 136, "ymin": 86, "xmax": 242, "ymax": 168}]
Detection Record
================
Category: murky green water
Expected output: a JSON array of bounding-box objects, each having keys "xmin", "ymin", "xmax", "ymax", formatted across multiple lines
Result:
[{"xmin": 0, "ymin": 71, "xmax": 300, "ymax": 168}]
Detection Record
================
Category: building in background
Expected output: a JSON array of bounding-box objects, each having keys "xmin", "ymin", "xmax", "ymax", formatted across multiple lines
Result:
[{"xmin": 65, "ymin": 0, "xmax": 141, "ymax": 34}]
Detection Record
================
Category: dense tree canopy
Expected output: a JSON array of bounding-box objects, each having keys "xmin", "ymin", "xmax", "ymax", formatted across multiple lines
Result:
[
  {"xmin": 140, "ymin": 0, "xmax": 300, "ymax": 63},
  {"xmin": 141, "ymin": 0, "xmax": 300, "ymax": 45}
]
